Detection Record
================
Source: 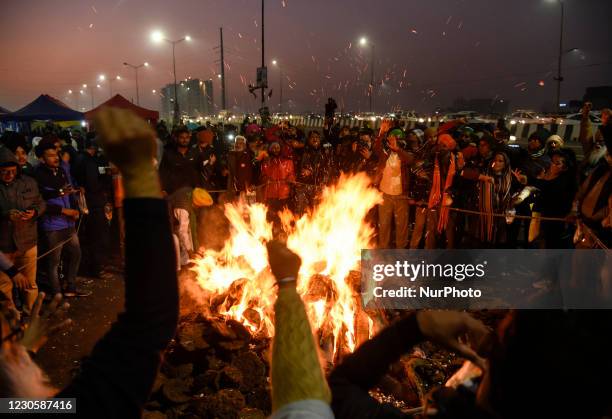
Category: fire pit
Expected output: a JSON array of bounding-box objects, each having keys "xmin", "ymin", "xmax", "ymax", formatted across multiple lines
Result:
[{"xmin": 143, "ymin": 174, "xmax": 502, "ymax": 418}]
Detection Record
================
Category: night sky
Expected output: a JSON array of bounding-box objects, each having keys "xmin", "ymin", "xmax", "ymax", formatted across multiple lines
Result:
[{"xmin": 1, "ymin": 0, "xmax": 611, "ymax": 114}]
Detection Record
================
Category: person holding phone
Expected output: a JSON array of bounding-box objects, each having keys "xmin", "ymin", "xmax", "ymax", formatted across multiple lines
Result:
[
  {"xmin": 34, "ymin": 142, "xmax": 89, "ymax": 298},
  {"xmin": 0, "ymin": 146, "xmax": 45, "ymax": 313}
]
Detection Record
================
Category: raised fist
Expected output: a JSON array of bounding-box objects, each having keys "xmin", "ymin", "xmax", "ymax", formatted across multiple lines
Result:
[{"xmin": 94, "ymin": 107, "xmax": 157, "ymax": 177}]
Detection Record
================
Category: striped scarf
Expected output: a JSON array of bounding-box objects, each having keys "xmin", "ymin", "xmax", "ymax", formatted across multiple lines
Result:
[
  {"xmin": 427, "ymin": 153, "xmax": 456, "ymax": 233},
  {"xmin": 479, "ymin": 181, "xmax": 495, "ymax": 242},
  {"xmin": 479, "ymin": 160, "xmax": 513, "ymax": 242}
]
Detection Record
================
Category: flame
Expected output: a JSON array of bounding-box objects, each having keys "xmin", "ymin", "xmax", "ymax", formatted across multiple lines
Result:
[{"xmin": 192, "ymin": 173, "xmax": 382, "ymax": 356}]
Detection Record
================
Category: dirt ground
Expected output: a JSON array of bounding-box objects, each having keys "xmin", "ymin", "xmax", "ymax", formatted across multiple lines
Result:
[{"xmin": 35, "ymin": 269, "xmax": 125, "ymax": 389}]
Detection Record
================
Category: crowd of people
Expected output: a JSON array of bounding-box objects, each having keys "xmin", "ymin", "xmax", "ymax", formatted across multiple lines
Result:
[
  {"xmin": 0, "ymin": 101, "xmax": 610, "ymax": 312},
  {"xmin": 0, "ymin": 102, "xmax": 610, "ymax": 418},
  {"xmin": 156, "ymin": 101, "xmax": 611, "ymax": 268}
]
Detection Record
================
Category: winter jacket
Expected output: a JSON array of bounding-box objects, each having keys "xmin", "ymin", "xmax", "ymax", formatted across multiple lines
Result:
[
  {"xmin": 227, "ymin": 150, "xmax": 255, "ymax": 193},
  {"xmin": 72, "ymin": 152, "xmax": 108, "ymax": 209},
  {"xmin": 261, "ymin": 157, "xmax": 295, "ymax": 200},
  {"xmin": 190, "ymin": 144, "xmax": 219, "ymax": 190},
  {"xmin": 0, "ymin": 149, "xmax": 45, "ymax": 253},
  {"xmin": 34, "ymin": 164, "xmax": 76, "ymax": 232},
  {"xmin": 298, "ymin": 146, "xmax": 335, "ymax": 186},
  {"xmin": 372, "ymin": 136, "xmax": 415, "ymax": 195},
  {"xmin": 159, "ymin": 147, "xmax": 198, "ymax": 195}
]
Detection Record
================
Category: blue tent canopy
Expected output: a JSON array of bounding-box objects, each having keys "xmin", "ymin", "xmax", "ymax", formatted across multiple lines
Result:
[{"xmin": 0, "ymin": 94, "xmax": 83, "ymax": 122}]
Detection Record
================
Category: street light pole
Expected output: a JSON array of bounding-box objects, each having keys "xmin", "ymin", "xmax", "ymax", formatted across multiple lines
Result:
[
  {"xmin": 279, "ymin": 66, "xmax": 283, "ymax": 113},
  {"xmin": 554, "ymin": 0, "xmax": 565, "ymax": 113},
  {"xmin": 172, "ymin": 42, "xmax": 179, "ymax": 123},
  {"xmin": 359, "ymin": 37, "xmax": 375, "ymax": 113},
  {"xmin": 369, "ymin": 44, "xmax": 375, "ymax": 113},
  {"xmin": 123, "ymin": 62, "xmax": 148, "ymax": 105},
  {"xmin": 272, "ymin": 60, "xmax": 283, "ymax": 113},
  {"xmin": 151, "ymin": 31, "xmax": 190, "ymax": 125},
  {"xmin": 260, "ymin": 0, "xmax": 266, "ymax": 108},
  {"xmin": 220, "ymin": 27, "xmax": 227, "ymax": 110},
  {"xmin": 108, "ymin": 76, "xmax": 120, "ymax": 98}
]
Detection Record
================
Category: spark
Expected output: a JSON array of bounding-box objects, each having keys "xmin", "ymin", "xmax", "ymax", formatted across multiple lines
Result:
[
  {"xmin": 238, "ymin": 33, "xmax": 243, "ymax": 38},
  {"xmin": 91, "ymin": 5, "xmax": 98, "ymax": 13},
  {"xmin": 446, "ymin": 15, "xmax": 452, "ymax": 25},
  {"xmin": 281, "ymin": 0, "xmax": 287, "ymax": 7},
  {"xmin": 89, "ymin": 23, "xmax": 94, "ymax": 28},
  {"xmin": 410, "ymin": 29, "xmax": 418, "ymax": 34},
  {"xmin": 254, "ymin": 20, "xmax": 258, "ymax": 28},
  {"xmin": 457, "ymin": 21, "xmax": 463, "ymax": 30}
]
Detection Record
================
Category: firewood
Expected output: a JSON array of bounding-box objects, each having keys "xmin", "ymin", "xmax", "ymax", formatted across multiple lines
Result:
[{"xmin": 162, "ymin": 377, "xmax": 193, "ymax": 404}]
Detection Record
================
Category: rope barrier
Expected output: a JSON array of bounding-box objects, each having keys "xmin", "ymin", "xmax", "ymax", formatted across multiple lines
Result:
[{"xmin": 16, "ymin": 205, "xmax": 84, "ymax": 272}]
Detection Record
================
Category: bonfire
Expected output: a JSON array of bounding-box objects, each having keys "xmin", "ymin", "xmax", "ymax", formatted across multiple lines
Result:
[{"xmin": 190, "ymin": 172, "xmax": 383, "ymax": 360}]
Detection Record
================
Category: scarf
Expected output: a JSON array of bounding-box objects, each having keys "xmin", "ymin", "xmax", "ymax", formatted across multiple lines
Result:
[
  {"xmin": 427, "ymin": 152, "xmax": 456, "ymax": 233},
  {"xmin": 479, "ymin": 155, "xmax": 512, "ymax": 242}
]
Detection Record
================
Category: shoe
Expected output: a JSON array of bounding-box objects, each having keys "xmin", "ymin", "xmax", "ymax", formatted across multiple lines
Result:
[
  {"xmin": 94, "ymin": 271, "xmax": 114, "ymax": 280},
  {"xmin": 64, "ymin": 289, "xmax": 92, "ymax": 298}
]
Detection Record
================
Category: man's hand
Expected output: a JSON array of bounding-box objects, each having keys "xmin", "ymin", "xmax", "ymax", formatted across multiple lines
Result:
[
  {"xmin": 94, "ymin": 108, "xmax": 157, "ymax": 177},
  {"xmin": 360, "ymin": 148, "xmax": 372, "ymax": 159},
  {"xmin": 95, "ymin": 108, "xmax": 161, "ymax": 199},
  {"xmin": 416, "ymin": 311, "xmax": 491, "ymax": 371},
  {"xmin": 478, "ymin": 174, "xmax": 494, "ymax": 184},
  {"xmin": 20, "ymin": 293, "xmax": 72, "ymax": 354},
  {"xmin": 61, "ymin": 208, "xmax": 80, "ymax": 220},
  {"xmin": 379, "ymin": 119, "xmax": 393, "ymax": 137},
  {"xmin": 266, "ymin": 241, "xmax": 301, "ymax": 285},
  {"xmin": 512, "ymin": 169, "xmax": 527, "ymax": 185},
  {"xmin": 20, "ymin": 209, "xmax": 36, "ymax": 221},
  {"xmin": 210, "ymin": 154, "xmax": 217, "ymax": 165},
  {"xmin": 456, "ymin": 152, "xmax": 465, "ymax": 170},
  {"xmin": 8, "ymin": 209, "xmax": 22, "ymax": 222},
  {"xmin": 12, "ymin": 272, "xmax": 31, "ymax": 290}
]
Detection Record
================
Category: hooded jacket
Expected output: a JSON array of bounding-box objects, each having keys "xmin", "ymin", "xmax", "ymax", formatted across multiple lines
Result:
[{"xmin": 0, "ymin": 147, "xmax": 46, "ymax": 252}]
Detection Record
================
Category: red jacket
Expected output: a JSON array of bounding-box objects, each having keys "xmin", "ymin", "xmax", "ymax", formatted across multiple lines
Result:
[{"xmin": 261, "ymin": 157, "xmax": 295, "ymax": 200}]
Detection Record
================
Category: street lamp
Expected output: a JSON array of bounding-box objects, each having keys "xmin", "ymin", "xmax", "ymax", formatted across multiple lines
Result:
[
  {"xmin": 103, "ymin": 75, "xmax": 121, "ymax": 97},
  {"xmin": 151, "ymin": 30, "xmax": 191, "ymax": 124},
  {"xmin": 123, "ymin": 61, "xmax": 149, "ymax": 105},
  {"xmin": 82, "ymin": 79, "xmax": 103, "ymax": 108},
  {"xmin": 271, "ymin": 59, "xmax": 283, "ymax": 113},
  {"xmin": 358, "ymin": 36, "xmax": 375, "ymax": 113}
]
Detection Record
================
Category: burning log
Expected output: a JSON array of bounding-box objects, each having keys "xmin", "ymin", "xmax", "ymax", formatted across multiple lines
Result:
[{"xmin": 178, "ymin": 322, "xmax": 210, "ymax": 352}]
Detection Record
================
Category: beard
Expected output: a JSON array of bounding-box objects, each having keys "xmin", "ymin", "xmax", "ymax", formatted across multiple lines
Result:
[
  {"xmin": 0, "ymin": 344, "xmax": 55, "ymax": 398},
  {"xmin": 588, "ymin": 146, "xmax": 607, "ymax": 166}
]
